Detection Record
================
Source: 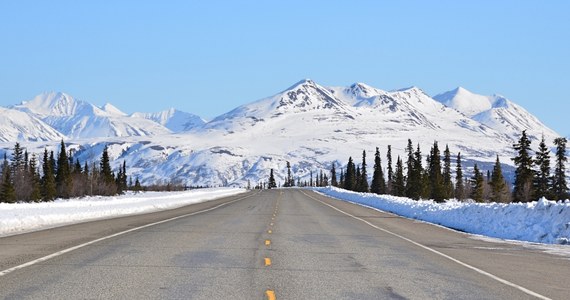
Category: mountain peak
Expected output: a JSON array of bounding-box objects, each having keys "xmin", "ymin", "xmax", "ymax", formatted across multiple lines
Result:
[
  {"xmin": 15, "ymin": 91, "xmax": 82, "ymax": 117},
  {"xmin": 102, "ymin": 103, "xmax": 126, "ymax": 116}
]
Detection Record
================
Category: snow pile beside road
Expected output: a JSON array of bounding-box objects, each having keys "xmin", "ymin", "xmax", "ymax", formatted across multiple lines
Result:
[
  {"xmin": 314, "ymin": 187, "xmax": 570, "ymax": 245},
  {"xmin": 0, "ymin": 188, "xmax": 246, "ymax": 237}
]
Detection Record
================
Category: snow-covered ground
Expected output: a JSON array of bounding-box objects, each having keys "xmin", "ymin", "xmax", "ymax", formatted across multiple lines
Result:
[
  {"xmin": 313, "ymin": 187, "xmax": 570, "ymax": 246},
  {"xmin": 0, "ymin": 187, "xmax": 246, "ymax": 237}
]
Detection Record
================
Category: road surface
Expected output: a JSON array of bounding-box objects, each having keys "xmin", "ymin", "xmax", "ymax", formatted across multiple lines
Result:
[{"xmin": 0, "ymin": 189, "xmax": 568, "ymax": 299}]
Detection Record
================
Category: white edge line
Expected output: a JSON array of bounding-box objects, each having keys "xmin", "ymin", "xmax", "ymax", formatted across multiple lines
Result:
[
  {"xmin": 0, "ymin": 192, "xmax": 257, "ymax": 277},
  {"xmin": 302, "ymin": 191, "xmax": 552, "ymax": 300}
]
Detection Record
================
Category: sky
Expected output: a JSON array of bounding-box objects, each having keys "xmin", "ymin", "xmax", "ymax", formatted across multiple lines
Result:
[{"xmin": 0, "ymin": 1, "xmax": 568, "ymax": 135}]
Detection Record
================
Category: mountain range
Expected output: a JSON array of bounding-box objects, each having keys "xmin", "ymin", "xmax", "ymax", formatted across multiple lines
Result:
[{"xmin": 0, "ymin": 80, "xmax": 561, "ymax": 187}]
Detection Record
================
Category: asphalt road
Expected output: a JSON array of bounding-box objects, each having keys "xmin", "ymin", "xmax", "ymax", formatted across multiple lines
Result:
[{"xmin": 0, "ymin": 189, "xmax": 568, "ymax": 299}]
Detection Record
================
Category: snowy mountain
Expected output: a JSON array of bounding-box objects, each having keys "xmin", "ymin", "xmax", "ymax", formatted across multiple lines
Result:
[
  {"xmin": 433, "ymin": 87, "xmax": 558, "ymax": 142},
  {"xmin": 0, "ymin": 107, "xmax": 65, "ymax": 142},
  {"xmin": 13, "ymin": 92, "xmax": 171, "ymax": 139},
  {"xmin": 0, "ymin": 81, "xmax": 561, "ymax": 188},
  {"xmin": 204, "ymin": 79, "xmax": 354, "ymax": 132},
  {"xmin": 131, "ymin": 108, "xmax": 205, "ymax": 132}
]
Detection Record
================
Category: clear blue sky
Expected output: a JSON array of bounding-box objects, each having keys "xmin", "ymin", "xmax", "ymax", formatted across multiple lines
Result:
[{"xmin": 1, "ymin": 1, "xmax": 568, "ymax": 135}]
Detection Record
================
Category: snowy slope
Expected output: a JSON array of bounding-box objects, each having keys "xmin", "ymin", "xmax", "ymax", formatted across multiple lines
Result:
[
  {"xmin": 131, "ymin": 108, "xmax": 206, "ymax": 132},
  {"xmin": 0, "ymin": 107, "xmax": 64, "ymax": 142},
  {"xmin": 434, "ymin": 87, "xmax": 558, "ymax": 142},
  {"xmin": 13, "ymin": 92, "xmax": 171, "ymax": 139}
]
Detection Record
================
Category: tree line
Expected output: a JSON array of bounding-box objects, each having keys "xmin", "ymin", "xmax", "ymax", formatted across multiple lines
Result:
[
  {"xmin": 322, "ymin": 131, "xmax": 567, "ymax": 203},
  {"xmin": 0, "ymin": 141, "xmax": 142, "ymax": 203}
]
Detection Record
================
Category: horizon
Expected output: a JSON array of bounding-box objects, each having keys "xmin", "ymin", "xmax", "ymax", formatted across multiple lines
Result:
[{"xmin": 1, "ymin": 1, "xmax": 568, "ymax": 135}]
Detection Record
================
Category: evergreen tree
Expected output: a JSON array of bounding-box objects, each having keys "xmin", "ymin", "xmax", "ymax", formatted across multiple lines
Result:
[
  {"xmin": 285, "ymin": 161, "xmax": 293, "ymax": 187},
  {"xmin": 405, "ymin": 139, "xmax": 415, "ymax": 197},
  {"xmin": 358, "ymin": 150, "xmax": 369, "ymax": 192},
  {"xmin": 268, "ymin": 169, "xmax": 277, "ymax": 189},
  {"xmin": 134, "ymin": 177, "xmax": 142, "ymax": 192},
  {"xmin": 429, "ymin": 141, "xmax": 445, "ymax": 202},
  {"xmin": 386, "ymin": 145, "xmax": 393, "ymax": 194},
  {"xmin": 404, "ymin": 143, "xmax": 423, "ymax": 200},
  {"xmin": 455, "ymin": 152, "xmax": 465, "ymax": 200},
  {"xmin": 100, "ymin": 145, "xmax": 114, "ymax": 184},
  {"xmin": 355, "ymin": 166, "xmax": 362, "ymax": 191},
  {"xmin": 512, "ymin": 131, "xmax": 534, "ymax": 202},
  {"xmin": 471, "ymin": 164, "xmax": 484, "ymax": 202},
  {"xmin": 42, "ymin": 149, "xmax": 56, "ymax": 201},
  {"xmin": 370, "ymin": 147, "xmax": 386, "ymax": 194},
  {"xmin": 443, "ymin": 144, "xmax": 453, "ymax": 199},
  {"xmin": 339, "ymin": 168, "xmax": 345, "ymax": 188},
  {"xmin": 1, "ymin": 164, "xmax": 16, "ymax": 203},
  {"xmin": 533, "ymin": 136, "xmax": 551, "ymax": 199},
  {"xmin": 344, "ymin": 157, "xmax": 356, "ymax": 191},
  {"xmin": 28, "ymin": 154, "xmax": 42, "ymax": 202},
  {"xmin": 56, "ymin": 140, "xmax": 72, "ymax": 198},
  {"xmin": 330, "ymin": 162, "xmax": 338, "ymax": 187},
  {"xmin": 11, "ymin": 143, "xmax": 26, "ymax": 201},
  {"xmin": 552, "ymin": 137, "xmax": 568, "ymax": 200},
  {"xmin": 394, "ymin": 156, "xmax": 405, "ymax": 196},
  {"xmin": 74, "ymin": 159, "xmax": 82, "ymax": 175},
  {"xmin": 490, "ymin": 155, "xmax": 509, "ymax": 203}
]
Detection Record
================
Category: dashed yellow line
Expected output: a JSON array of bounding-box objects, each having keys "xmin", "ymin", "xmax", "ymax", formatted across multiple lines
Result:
[
  {"xmin": 265, "ymin": 239, "xmax": 271, "ymax": 246},
  {"xmin": 264, "ymin": 257, "xmax": 271, "ymax": 266},
  {"xmin": 266, "ymin": 289, "xmax": 276, "ymax": 300},
  {"xmin": 268, "ymin": 230, "xmax": 272, "ymax": 234},
  {"xmin": 270, "ymin": 222, "xmax": 274, "ymax": 226}
]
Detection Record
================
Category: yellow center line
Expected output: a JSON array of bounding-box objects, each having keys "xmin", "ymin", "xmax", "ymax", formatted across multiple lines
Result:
[
  {"xmin": 270, "ymin": 222, "xmax": 274, "ymax": 226},
  {"xmin": 266, "ymin": 290, "xmax": 276, "ymax": 300},
  {"xmin": 268, "ymin": 230, "xmax": 272, "ymax": 234},
  {"xmin": 265, "ymin": 239, "xmax": 271, "ymax": 246},
  {"xmin": 264, "ymin": 257, "xmax": 271, "ymax": 266}
]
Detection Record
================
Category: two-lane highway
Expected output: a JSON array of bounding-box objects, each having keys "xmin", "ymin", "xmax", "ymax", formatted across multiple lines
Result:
[{"xmin": 1, "ymin": 189, "xmax": 568, "ymax": 299}]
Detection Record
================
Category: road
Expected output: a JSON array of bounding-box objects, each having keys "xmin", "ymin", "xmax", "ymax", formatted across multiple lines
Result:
[{"xmin": 0, "ymin": 189, "xmax": 568, "ymax": 299}]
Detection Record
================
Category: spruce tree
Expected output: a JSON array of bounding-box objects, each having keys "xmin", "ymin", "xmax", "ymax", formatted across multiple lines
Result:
[
  {"xmin": 512, "ymin": 130, "xmax": 534, "ymax": 202},
  {"xmin": 1, "ymin": 164, "xmax": 16, "ymax": 203},
  {"xmin": 552, "ymin": 137, "xmax": 568, "ymax": 200},
  {"xmin": 100, "ymin": 145, "xmax": 114, "ymax": 184},
  {"xmin": 330, "ymin": 162, "xmax": 338, "ymax": 187},
  {"xmin": 386, "ymin": 145, "xmax": 393, "ymax": 194},
  {"xmin": 394, "ymin": 156, "xmax": 405, "ymax": 196},
  {"xmin": 405, "ymin": 139, "xmax": 415, "ymax": 197},
  {"xmin": 490, "ymin": 155, "xmax": 509, "ymax": 203},
  {"xmin": 42, "ymin": 149, "xmax": 56, "ymax": 201},
  {"xmin": 429, "ymin": 141, "xmax": 445, "ymax": 202},
  {"xmin": 471, "ymin": 164, "xmax": 484, "ymax": 202},
  {"xmin": 355, "ymin": 166, "xmax": 362, "ymax": 191},
  {"xmin": 344, "ymin": 157, "xmax": 356, "ymax": 191},
  {"xmin": 339, "ymin": 168, "xmax": 345, "ymax": 188},
  {"xmin": 268, "ymin": 169, "xmax": 277, "ymax": 189},
  {"xmin": 56, "ymin": 140, "xmax": 72, "ymax": 198},
  {"xmin": 410, "ymin": 144, "xmax": 424, "ymax": 200},
  {"xmin": 455, "ymin": 152, "xmax": 465, "ymax": 200},
  {"xmin": 28, "ymin": 154, "xmax": 42, "ymax": 202},
  {"xmin": 359, "ymin": 150, "xmax": 369, "ymax": 192},
  {"xmin": 371, "ymin": 147, "xmax": 386, "ymax": 194},
  {"xmin": 285, "ymin": 161, "xmax": 292, "ymax": 187},
  {"xmin": 134, "ymin": 177, "xmax": 142, "ymax": 192},
  {"xmin": 533, "ymin": 136, "xmax": 551, "ymax": 199},
  {"xmin": 443, "ymin": 145, "xmax": 453, "ymax": 199}
]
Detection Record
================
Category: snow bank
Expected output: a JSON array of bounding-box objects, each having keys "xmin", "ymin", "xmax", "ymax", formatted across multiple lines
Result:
[
  {"xmin": 314, "ymin": 187, "xmax": 570, "ymax": 245},
  {"xmin": 0, "ymin": 188, "xmax": 246, "ymax": 237}
]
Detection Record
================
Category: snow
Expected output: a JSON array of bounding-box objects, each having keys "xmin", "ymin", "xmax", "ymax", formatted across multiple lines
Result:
[
  {"xmin": 0, "ymin": 80, "xmax": 561, "ymax": 188},
  {"xmin": 0, "ymin": 188, "xmax": 247, "ymax": 237},
  {"xmin": 313, "ymin": 186, "xmax": 570, "ymax": 245}
]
